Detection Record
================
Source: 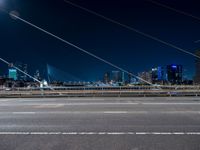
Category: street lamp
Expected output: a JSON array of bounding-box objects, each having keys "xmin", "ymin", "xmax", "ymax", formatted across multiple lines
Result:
[
  {"xmin": 0, "ymin": 0, "xmax": 4, "ymax": 5},
  {"xmin": 9, "ymin": 10, "xmax": 20, "ymax": 20}
]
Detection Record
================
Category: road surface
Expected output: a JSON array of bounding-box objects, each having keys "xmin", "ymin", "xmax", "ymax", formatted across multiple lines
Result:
[{"xmin": 0, "ymin": 97, "xmax": 200, "ymax": 150}]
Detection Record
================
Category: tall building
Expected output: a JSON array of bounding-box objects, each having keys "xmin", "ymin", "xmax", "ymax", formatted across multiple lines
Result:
[
  {"xmin": 103, "ymin": 72, "xmax": 110, "ymax": 84},
  {"xmin": 111, "ymin": 71, "xmax": 122, "ymax": 83},
  {"xmin": 15, "ymin": 62, "xmax": 28, "ymax": 81},
  {"xmin": 152, "ymin": 66, "xmax": 164, "ymax": 84},
  {"xmin": 167, "ymin": 65, "xmax": 182, "ymax": 85},
  {"xmin": 8, "ymin": 69, "xmax": 17, "ymax": 80},
  {"xmin": 194, "ymin": 50, "xmax": 200, "ymax": 84},
  {"xmin": 138, "ymin": 71, "xmax": 152, "ymax": 84}
]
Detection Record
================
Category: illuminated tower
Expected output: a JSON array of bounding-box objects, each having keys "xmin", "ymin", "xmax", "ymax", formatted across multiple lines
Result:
[
  {"xmin": 152, "ymin": 66, "xmax": 164, "ymax": 84},
  {"xmin": 8, "ymin": 69, "xmax": 17, "ymax": 80},
  {"xmin": 167, "ymin": 65, "xmax": 182, "ymax": 85}
]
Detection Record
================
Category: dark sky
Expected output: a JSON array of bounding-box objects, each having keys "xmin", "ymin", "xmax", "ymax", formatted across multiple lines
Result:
[{"xmin": 0, "ymin": 0, "xmax": 200, "ymax": 81}]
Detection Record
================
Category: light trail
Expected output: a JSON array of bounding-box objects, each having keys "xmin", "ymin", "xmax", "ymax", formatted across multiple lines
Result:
[{"xmin": 63, "ymin": 0, "xmax": 200, "ymax": 59}]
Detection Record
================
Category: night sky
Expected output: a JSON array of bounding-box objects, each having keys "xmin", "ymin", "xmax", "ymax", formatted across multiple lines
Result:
[{"xmin": 0, "ymin": 0, "xmax": 200, "ymax": 81}]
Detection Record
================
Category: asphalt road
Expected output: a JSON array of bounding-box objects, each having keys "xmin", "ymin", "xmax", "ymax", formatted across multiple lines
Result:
[{"xmin": 0, "ymin": 97, "xmax": 200, "ymax": 150}]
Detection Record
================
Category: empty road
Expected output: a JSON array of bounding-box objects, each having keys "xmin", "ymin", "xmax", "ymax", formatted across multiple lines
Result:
[{"xmin": 0, "ymin": 97, "xmax": 200, "ymax": 150}]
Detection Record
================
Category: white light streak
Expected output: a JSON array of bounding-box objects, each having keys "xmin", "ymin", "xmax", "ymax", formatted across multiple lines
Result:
[
  {"xmin": 9, "ymin": 13, "xmax": 154, "ymax": 86},
  {"xmin": 64, "ymin": 0, "xmax": 200, "ymax": 59},
  {"xmin": 147, "ymin": 0, "xmax": 200, "ymax": 22}
]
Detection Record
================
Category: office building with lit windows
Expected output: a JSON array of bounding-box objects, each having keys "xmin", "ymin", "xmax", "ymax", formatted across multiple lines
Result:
[{"xmin": 167, "ymin": 65, "xmax": 182, "ymax": 85}]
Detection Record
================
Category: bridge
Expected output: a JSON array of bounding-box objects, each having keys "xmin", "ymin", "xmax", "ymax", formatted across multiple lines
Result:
[
  {"xmin": 1, "ymin": 85, "xmax": 200, "ymax": 98},
  {"xmin": 0, "ymin": 1, "xmax": 200, "ymax": 150}
]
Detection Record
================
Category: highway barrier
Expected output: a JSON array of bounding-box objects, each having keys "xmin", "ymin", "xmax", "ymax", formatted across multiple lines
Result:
[{"xmin": 0, "ymin": 85, "xmax": 200, "ymax": 98}]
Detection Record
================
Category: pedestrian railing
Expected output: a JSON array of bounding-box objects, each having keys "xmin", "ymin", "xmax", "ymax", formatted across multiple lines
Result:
[{"xmin": 0, "ymin": 85, "xmax": 200, "ymax": 97}]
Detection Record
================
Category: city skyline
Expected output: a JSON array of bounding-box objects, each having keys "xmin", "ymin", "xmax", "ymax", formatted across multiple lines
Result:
[
  {"xmin": 0, "ymin": 0, "xmax": 200, "ymax": 80},
  {"xmin": 2, "ymin": 61, "xmax": 192, "ymax": 86}
]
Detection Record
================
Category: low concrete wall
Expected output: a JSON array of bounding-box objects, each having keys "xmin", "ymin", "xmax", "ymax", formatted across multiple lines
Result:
[{"xmin": 0, "ymin": 89, "xmax": 199, "ymax": 98}]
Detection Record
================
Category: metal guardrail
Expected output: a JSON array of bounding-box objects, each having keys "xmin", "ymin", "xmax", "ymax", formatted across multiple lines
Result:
[
  {"xmin": 1, "ymin": 85, "xmax": 200, "ymax": 91},
  {"xmin": 0, "ymin": 86, "xmax": 200, "ymax": 97}
]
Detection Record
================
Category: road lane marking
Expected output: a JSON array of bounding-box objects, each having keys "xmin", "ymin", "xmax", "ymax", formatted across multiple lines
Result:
[
  {"xmin": 2, "ymin": 102, "xmax": 200, "ymax": 107},
  {"xmin": 0, "ymin": 111, "xmax": 199, "ymax": 115},
  {"xmin": 8, "ymin": 111, "xmax": 147, "ymax": 115},
  {"xmin": 0, "ymin": 100, "xmax": 11, "ymax": 102},
  {"xmin": 0, "ymin": 103, "xmax": 139, "ymax": 106},
  {"xmin": 63, "ymin": 102, "xmax": 200, "ymax": 105},
  {"xmin": 0, "ymin": 132, "xmax": 200, "ymax": 135},
  {"xmin": 12, "ymin": 112, "xmax": 36, "ymax": 115},
  {"xmin": 142, "ymin": 103, "xmax": 200, "ymax": 105},
  {"xmin": 103, "ymin": 111, "xmax": 128, "ymax": 114},
  {"xmin": 34, "ymin": 104, "xmax": 65, "ymax": 108}
]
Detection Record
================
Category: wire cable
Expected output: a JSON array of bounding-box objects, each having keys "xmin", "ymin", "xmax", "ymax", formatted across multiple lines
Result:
[
  {"xmin": 0, "ymin": 57, "xmax": 41, "ymax": 83},
  {"xmin": 63, "ymin": 0, "xmax": 200, "ymax": 59},
  {"xmin": 8, "ymin": 12, "xmax": 155, "ymax": 86},
  {"xmin": 0, "ymin": 8, "xmax": 41, "ymax": 84},
  {"xmin": 146, "ymin": 0, "xmax": 200, "ymax": 22}
]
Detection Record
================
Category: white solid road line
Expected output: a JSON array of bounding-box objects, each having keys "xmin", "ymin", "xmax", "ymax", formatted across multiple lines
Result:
[
  {"xmin": 9, "ymin": 111, "xmax": 145, "ymax": 115},
  {"xmin": 33, "ymin": 103, "xmax": 139, "ymax": 106},
  {"xmin": 53, "ymin": 102, "xmax": 200, "ymax": 105},
  {"xmin": 142, "ymin": 103, "xmax": 200, "ymax": 105},
  {"xmin": 1, "ymin": 102, "xmax": 200, "ymax": 107},
  {"xmin": 4, "ymin": 111, "xmax": 200, "ymax": 115},
  {"xmin": 17, "ymin": 98, "xmax": 106, "ymax": 102},
  {"xmin": 0, "ymin": 132, "xmax": 199, "ymax": 135}
]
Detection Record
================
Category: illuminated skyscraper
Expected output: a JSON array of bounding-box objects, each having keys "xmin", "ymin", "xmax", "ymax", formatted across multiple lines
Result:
[
  {"xmin": 167, "ymin": 65, "xmax": 182, "ymax": 84},
  {"xmin": 8, "ymin": 69, "xmax": 17, "ymax": 80},
  {"xmin": 152, "ymin": 66, "xmax": 164, "ymax": 84},
  {"xmin": 138, "ymin": 71, "xmax": 152, "ymax": 84}
]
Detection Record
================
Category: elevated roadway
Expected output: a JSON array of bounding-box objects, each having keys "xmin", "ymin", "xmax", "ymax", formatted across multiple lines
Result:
[{"xmin": 0, "ymin": 97, "xmax": 200, "ymax": 149}]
